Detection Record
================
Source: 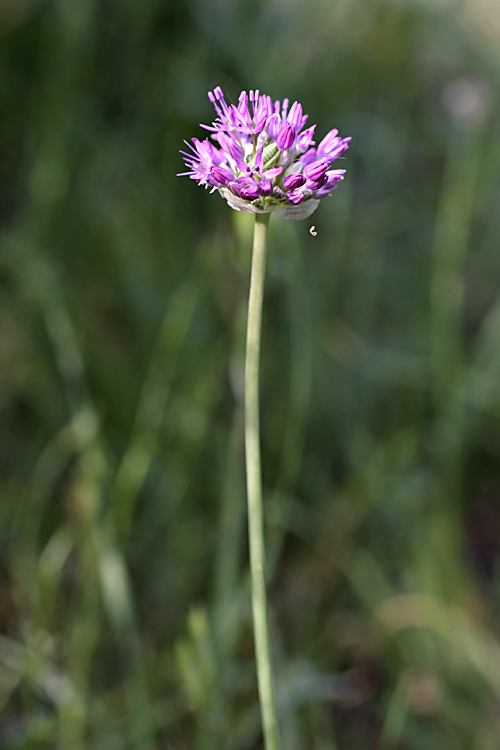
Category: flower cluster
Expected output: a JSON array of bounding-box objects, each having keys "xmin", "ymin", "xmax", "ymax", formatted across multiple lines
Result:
[{"xmin": 179, "ymin": 87, "xmax": 351, "ymax": 221}]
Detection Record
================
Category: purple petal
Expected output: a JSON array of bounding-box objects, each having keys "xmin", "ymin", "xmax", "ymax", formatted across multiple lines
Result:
[
  {"xmin": 213, "ymin": 87, "xmax": 230, "ymax": 118},
  {"xmin": 283, "ymin": 173, "xmax": 306, "ymax": 190},
  {"xmin": 217, "ymin": 132, "xmax": 245, "ymax": 162},
  {"xmin": 277, "ymin": 123, "xmax": 295, "ymax": 151},
  {"xmin": 253, "ymin": 99, "xmax": 270, "ymax": 134},
  {"xmin": 262, "ymin": 166, "xmax": 283, "ymax": 179},
  {"xmin": 208, "ymin": 90, "xmax": 223, "ymax": 119},
  {"xmin": 240, "ymin": 184, "xmax": 260, "ymax": 200},
  {"xmin": 238, "ymin": 91, "xmax": 250, "ymax": 120},
  {"xmin": 259, "ymin": 180, "xmax": 273, "ymax": 196},
  {"xmin": 254, "ymin": 145, "xmax": 264, "ymax": 172},
  {"xmin": 317, "ymin": 128, "xmax": 339, "ymax": 157},
  {"xmin": 326, "ymin": 168, "xmax": 346, "ymax": 180},
  {"xmin": 210, "ymin": 166, "xmax": 234, "ymax": 185},
  {"xmin": 299, "ymin": 148, "xmax": 317, "ymax": 166},
  {"xmin": 286, "ymin": 189, "xmax": 306, "ymax": 205},
  {"xmin": 305, "ymin": 173, "xmax": 329, "ymax": 190},
  {"xmin": 296, "ymin": 125, "xmax": 316, "ymax": 153},
  {"xmin": 266, "ymin": 113, "xmax": 282, "ymax": 140},
  {"xmin": 304, "ymin": 158, "xmax": 330, "ymax": 182},
  {"xmin": 318, "ymin": 133, "xmax": 351, "ymax": 161},
  {"xmin": 315, "ymin": 169, "xmax": 346, "ymax": 196},
  {"xmin": 229, "ymin": 181, "xmax": 243, "ymax": 197},
  {"xmin": 287, "ymin": 101, "xmax": 303, "ymax": 129},
  {"xmin": 327, "ymin": 137, "xmax": 352, "ymax": 162},
  {"xmin": 228, "ymin": 104, "xmax": 247, "ymax": 129}
]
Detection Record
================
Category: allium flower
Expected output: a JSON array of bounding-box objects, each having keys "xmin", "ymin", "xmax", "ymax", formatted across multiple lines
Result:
[{"xmin": 179, "ymin": 87, "xmax": 351, "ymax": 221}]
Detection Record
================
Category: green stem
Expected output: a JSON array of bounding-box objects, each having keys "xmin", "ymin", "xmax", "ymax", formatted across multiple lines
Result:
[{"xmin": 245, "ymin": 211, "xmax": 281, "ymax": 750}]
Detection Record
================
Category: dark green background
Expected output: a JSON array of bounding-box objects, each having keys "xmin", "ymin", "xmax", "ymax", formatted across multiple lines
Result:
[{"xmin": 1, "ymin": 0, "xmax": 500, "ymax": 748}]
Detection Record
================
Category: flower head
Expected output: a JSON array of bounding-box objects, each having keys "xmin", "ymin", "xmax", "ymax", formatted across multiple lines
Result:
[{"xmin": 179, "ymin": 87, "xmax": 351, "ymax": 221}]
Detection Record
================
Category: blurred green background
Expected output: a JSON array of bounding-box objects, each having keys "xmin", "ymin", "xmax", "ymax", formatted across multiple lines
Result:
[{"xmin": 1, "ymin": 0, "xmax": 500, "ymax": 747}]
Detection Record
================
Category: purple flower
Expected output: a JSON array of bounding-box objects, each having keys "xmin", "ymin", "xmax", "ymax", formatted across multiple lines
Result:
[
  {"xmin": 296, "ymin": 125, "xmax": 316, "ymax": 153},
  {"xmin": 266, "ymin": 113, "xmax": 282, "ymax": 140},
  {"xmin": 317, "ymin": 129, "xmax": 352, "ymax": 161},
  {"xmin": 286, "ymin": 189, "xmax": 307, "ymax": 205},
  {"xmin": 283, "ymin": 173, "xmax": 306, "ymax": 191},
  {"xmin": 209, "ymin": 166, "xmax": 233, "ymax": 186},
  {"xmin": 276, "ymin": 123, "xmax": 296, "ymax": 151},
  {"xmin": 315, "ymin": 169, "xmax": 346, "ymax": 197},
  {"xmin": 179, "ymin": 87, "xmax": 350, "ymax": 221},
  {"xmin": 286, "ymin": 101, "xmax": 305, "ymax": 130},
  {"xmin": 304, "ymin": 158, "xmax": 330, "ymax": 183},
  {"xmin": 259, "ymin": 180, "xmax": 273, "ymax": 196},
  {"xmin": 240, "ymin": 184, "xmax": 260, "ymax": 201},
  {"xmin": 317, "ymin": 129, "xmax": 338, "ymax": 156},
  {"xmin": 217, "ymin": 132, "xmax": 245, "ymax": 162}
]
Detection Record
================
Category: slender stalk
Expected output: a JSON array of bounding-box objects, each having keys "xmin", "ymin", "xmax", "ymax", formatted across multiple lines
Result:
[{"xmin": 245, "ymin": 211, "xmax": 281, "ymax": 750}]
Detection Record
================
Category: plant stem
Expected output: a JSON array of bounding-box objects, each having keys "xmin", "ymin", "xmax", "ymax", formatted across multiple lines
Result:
[{"xmin": 245, "ymin": 211, "xmax": 281, "ymax": 750}]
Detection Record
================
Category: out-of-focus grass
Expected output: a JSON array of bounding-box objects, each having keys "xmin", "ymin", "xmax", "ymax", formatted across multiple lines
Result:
[{"xmin": 1, "ymin": 0, "xmax": 500, "ymax": 748}]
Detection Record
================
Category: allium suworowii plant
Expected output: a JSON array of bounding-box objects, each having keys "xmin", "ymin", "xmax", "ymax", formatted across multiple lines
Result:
[
  {"xmin": 179, "ymin": 88, "xmax": 350, "ymax": 750},
  {"xmin": 180, "ymin": 86, "xmax": 350, "ymax": 220}
]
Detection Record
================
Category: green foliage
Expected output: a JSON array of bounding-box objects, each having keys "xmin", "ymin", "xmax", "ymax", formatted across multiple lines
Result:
[{"xmin": 1, "ymin": 0, "xmax": 500, "ymax": 747}]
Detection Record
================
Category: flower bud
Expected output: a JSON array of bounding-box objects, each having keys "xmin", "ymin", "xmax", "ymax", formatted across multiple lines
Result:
[
  {"xmin": 253, "ymin": 99, "xmax": 270, "ymax": 134},
  {"xmin": 317, "ymin": 129, "xmax": 339, "ymax": 158},
  {"xmin": 266, "ymin": 113, "xmax": 281, "ymax": 140},
  {"xmin": 286, "ymin": 189, "xmax": 305, "ymax": 205},
  {"xmin": 304, "ymin": 158, "xmax": 330, "ymax": 182},
  {"xmin": 315, "ymin": 169, "xmax": 346, "ymax": 197},
  {"xmin": 259, "ymin": 180, "xmax": 273, "ymax": 196},
  {"xmin": 277, "ymin": 123, "xmax": 295, "ymax": 151},
  {"xmin": 283, "ymin": 173, "xmax": 306, "ymax": 191},
  {"xmin": 307, "ymin": 174, "xmax": 328, "ymax": 190},
  {"xmin": 320, "ymin": 137, "xmax": 351, "ymax": 162},
  {"xmin": 210, "ymin": 166, "xmax": 233, "ymax": 186},
  {"xmin": 240, "ymin": 184, "xmax": 260, "ymax": 200},
  {"xmin": 287, "ymin": 101, "xmax": 303, "ymax": 129},
  {"xmin": 296, "ymin": 125, "xmax": 316, "ymax": 153}
]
